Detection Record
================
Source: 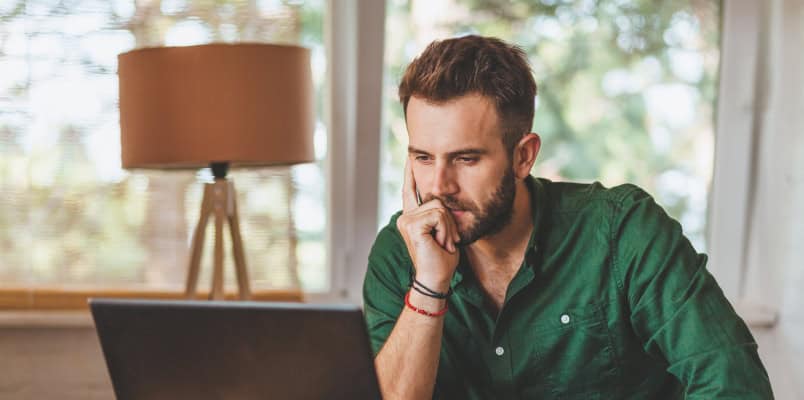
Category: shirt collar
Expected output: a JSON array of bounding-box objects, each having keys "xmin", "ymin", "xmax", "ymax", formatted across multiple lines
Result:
[
  {"xmin": 524, "ymin": 175, "xmax": 545, "ymax": 251},
  {"xmin": 452, "ymin": 174, "xmax": 547, "ymax": 287}
]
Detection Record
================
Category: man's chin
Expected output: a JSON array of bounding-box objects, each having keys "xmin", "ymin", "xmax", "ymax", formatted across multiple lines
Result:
[
  {"xmin": 455, "ymin": 226, "xmax": 481, "ymax": 247},
  {"xmin": 457, "ymin": 211, "xmax": 514, "ymax": 246}
]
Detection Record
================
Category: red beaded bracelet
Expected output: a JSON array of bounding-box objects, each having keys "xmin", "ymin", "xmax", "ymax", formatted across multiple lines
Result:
[{"xmin": 405, "ymin": 290, "xmax": 448, "ymax": 317}]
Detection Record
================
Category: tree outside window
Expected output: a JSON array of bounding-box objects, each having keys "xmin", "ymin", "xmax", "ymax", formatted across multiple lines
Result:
[{"xmin": 380, "ymin": 0, "xmax": 720, "ymax": 251}]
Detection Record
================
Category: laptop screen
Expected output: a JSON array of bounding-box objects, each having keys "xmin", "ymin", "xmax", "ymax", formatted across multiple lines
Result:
[{"xmin": 90, "ymin": 298, "xmax": 381, "ymax": 400}]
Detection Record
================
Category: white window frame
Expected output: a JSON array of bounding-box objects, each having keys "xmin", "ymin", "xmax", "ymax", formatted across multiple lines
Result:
[
  {"xmin": 305, "ymin": 0, "xmax": 386, "ymax": 304},
  {"xmin": 707, "ymin": 0, "xmax": 764, "ymax": 303},
  {"xmin": 710, "ymin": 0, "xmax": 803, "ymax": 328}
]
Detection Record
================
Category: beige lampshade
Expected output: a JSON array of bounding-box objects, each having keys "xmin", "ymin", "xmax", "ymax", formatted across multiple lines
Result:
[{"xmin": 118, "ymin": 43, "xmax": 315, "ymax": 169}]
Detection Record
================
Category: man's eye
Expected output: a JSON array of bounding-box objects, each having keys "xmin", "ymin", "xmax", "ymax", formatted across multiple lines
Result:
[
  {"xmin": 457, "ymin": 157, "xmax": 478, "ymax": 163},
  {"xmin": 415, "ymin": 155, "xmax": 431, "ymax": 162}
]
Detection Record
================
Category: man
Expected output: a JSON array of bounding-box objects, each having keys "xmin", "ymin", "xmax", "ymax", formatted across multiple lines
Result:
[{"xmin": 363, "ymin": 35, "xmax": 773, "ymax": 399}]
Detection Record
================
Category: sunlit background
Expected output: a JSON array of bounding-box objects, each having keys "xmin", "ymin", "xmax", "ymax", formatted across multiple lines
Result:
[
  {"xmin": 0, "ymin": 0, "xmax": 328, "ymax": 291},
  {"xmin": 0, "ymin": 0, "xmax": 719, "ymax": 293}
]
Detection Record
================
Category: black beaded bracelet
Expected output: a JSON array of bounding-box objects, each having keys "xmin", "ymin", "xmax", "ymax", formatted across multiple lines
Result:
[{"xmin": 410, "ymin": 277, "xmax": 452, "ymax": 299}]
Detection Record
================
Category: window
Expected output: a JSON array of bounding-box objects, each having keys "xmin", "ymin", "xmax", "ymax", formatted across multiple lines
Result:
[
  {"xmin": 380, "ymin": 0, "xmax": 720, "ymax": 251},
  {"xmin": 0, "ymin": 0, "xmax": 328, "ymax": 293}
]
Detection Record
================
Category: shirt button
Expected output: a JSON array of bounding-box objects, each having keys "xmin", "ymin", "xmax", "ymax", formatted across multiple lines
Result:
[
  {"xmin": 495, "ymin": 346, "xmax": 504, "ymax": 356},
  {"xmin": 560, "ymin": 314, "xmax": 571, "ymax": 324}
]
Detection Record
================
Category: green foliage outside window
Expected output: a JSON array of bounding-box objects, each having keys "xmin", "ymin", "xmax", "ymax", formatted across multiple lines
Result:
[{"xmin": 380, "ymin": 0, "xmax": 720, "ymax": 251}]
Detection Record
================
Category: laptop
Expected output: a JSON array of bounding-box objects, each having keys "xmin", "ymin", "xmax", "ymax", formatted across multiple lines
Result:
[{"xmin": 90, "ymin": 298, "xmax": 381, "ymax": 400}]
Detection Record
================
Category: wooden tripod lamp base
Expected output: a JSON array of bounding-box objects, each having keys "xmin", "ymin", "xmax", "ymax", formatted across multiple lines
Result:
[{"xmin": 185, "ymin": 163, "xmax": 251, "ymax": 300}]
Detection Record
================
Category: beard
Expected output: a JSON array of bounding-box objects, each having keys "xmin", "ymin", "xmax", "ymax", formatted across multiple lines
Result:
[{"xmin": 428, "ymin": 167, "xmax": 517, "ymax": 246}]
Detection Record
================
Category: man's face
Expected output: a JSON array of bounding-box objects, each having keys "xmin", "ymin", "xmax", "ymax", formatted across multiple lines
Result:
[{"xmin": 406, "ymin": 94, "xmax": 517, "ymax": 245}]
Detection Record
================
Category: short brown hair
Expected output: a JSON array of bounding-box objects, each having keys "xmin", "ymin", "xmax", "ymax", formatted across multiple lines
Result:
[{"xmin": 398, "ymin": 35, "xmax": 537, "ymax": 155}]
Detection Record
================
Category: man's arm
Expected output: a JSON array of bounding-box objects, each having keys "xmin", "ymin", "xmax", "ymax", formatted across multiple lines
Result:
[
  {"xmin": 364, "ymin": 161, "xmax": 460, "ymax": 399},
  {"xmin": 612, "ymin": 186, "xmax": 774, "ymax": 398},
  {"xmin": 373, "ymin": 290, "xmax": 447, "ymax": 399}
]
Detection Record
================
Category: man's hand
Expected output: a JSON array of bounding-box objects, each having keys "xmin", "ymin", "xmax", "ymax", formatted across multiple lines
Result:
[{"xmin": 396, "ymin": 160, "xmax": 460, "ymax": 291}]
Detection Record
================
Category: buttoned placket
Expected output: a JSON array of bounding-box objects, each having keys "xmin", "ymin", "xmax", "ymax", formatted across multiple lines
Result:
[{"xmin": 489, "ymin": 260, "xmax": 537, "ymax": 399}]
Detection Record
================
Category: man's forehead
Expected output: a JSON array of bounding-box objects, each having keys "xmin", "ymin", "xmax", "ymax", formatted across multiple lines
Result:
[{"xmin": 406, "ymin": 94, "xmax": 502, "ymax": 152}]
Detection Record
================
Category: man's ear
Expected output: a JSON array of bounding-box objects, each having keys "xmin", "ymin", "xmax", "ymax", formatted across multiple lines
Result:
[{"xmin": 513, "ymin": 133, "xmax": 541, "ymax": 179}]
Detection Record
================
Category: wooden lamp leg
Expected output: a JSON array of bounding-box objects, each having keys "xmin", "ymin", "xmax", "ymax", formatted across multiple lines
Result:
[
  {"xmin": 185, "ymin": 178, "xmax": 252, "ymax": 301},
  {"xmin": 185, "ymin": 185, "xmax": 212, "ymax": 299},
  {"xmin": 210, "ymin": 180, "xmax": 227, "ymax": 300},
  {"xmin": 227, "ymin": 181, "xmax": 251, "ymax": 300}
]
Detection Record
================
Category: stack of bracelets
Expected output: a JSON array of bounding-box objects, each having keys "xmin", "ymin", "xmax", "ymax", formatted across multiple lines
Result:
[{"xmin": 405, "ymin": 277, "xmax": 452, "ymax": 317}]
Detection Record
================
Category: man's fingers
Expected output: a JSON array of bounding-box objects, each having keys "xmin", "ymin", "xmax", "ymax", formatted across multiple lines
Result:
[
  {"xmin": 402, "ymin": 160, "xmax": 420, "ymax": 213},
  {"xmin": 401, "ymin": 195, "xmax": 462, "ymax": 253},
  {"xmin": 443, "ymin": 210, "xmax": 460, "ymax": 253},
  {"xmin": 415, "ymin": 208, "xmax": 459, "ymax": 253},
  {"xmin": 434, "ymin": 218, "xmax": 447, "ymax": 248},
  {"xmin": 435, "ymin": 204, "xmax": 459, "ymax": 252},
  {"xmin": 445, "ymin": 211, "xmax": 459, "ymax": 253},
  {"xmin": 408, "ymin": 198, "xmax": 462, "ymax": 251}
]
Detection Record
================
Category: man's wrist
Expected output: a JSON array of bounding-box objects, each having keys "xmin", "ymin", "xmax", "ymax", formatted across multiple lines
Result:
[{"xmin": 413, "ymin": 273, "xmax": 452, "ymax": 293}]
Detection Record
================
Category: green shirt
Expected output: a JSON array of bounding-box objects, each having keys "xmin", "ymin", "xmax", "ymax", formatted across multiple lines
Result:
[{"xmin": 363, "ymin": 176, "xmax": 773, "ymax": 399}]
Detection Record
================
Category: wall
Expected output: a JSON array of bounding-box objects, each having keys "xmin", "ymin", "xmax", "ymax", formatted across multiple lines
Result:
[
  {"xmin": 740, "ymin": 0, "xmax": 804, "ymax": 396},
  {"xmin": 0, "ymin": 314, "xmax": 112, "ymax": 399}
]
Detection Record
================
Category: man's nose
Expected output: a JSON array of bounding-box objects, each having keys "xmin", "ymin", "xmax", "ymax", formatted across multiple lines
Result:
[{"xmin": 431, "ymin": 162, "xmax": 458, "ymax": 197}]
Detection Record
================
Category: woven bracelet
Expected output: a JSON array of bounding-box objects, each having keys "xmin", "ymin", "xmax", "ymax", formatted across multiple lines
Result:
[{"xmin": 404, "ymin": 291, "xmax": 448, "ymax": 317}]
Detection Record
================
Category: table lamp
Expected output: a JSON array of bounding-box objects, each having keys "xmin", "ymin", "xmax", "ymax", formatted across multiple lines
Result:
[{"xmin": 118, "ymin": 43, "xmax": 314, "ymax": 300}]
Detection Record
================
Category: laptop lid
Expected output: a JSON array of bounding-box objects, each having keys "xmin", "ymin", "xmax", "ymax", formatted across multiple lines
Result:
[{"xmin": 90, "ymin": 298, "xmax": 381, "ymax": 400}]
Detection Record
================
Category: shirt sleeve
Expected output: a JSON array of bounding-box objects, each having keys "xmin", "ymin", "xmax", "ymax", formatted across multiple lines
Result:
[
  {"xmin": 363, "ymin": 216, "xmax": 411, "ymax": 356},
  {"xmin": 612, "ymin": 186, "xmax": 774, "ymax": 399}
]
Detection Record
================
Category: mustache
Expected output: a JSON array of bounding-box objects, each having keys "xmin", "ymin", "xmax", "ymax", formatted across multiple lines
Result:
[{"xmin": 423, "ymin": 194, "xmax": 475, "ymax": 212}]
